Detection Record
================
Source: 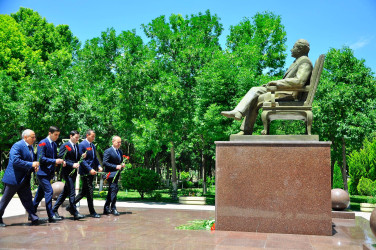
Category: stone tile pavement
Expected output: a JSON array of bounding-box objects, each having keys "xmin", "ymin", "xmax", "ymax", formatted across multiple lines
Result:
[{"xmin": 0, "ymin": 198, "xmax": 375, "ymax": 249}]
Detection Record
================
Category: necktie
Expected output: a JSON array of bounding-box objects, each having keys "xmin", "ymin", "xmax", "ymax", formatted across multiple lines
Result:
[
  {"xmin": 90, "ymin": 143, "xmax": 95, "ymax": 157},
  {"xmin": 52, "ymin": 142, "xmax": 56, "ymax": 158},
  {"xmin": 28, "ymin": 146, "xmax": 33, "ymax": 160},
  {"xmin": 116, "ymin": 149, "xmax": 121, "ymax": 160},
  {"xmin": 74, "ymin": 144, "xmax": 78, "ymax": 159}
]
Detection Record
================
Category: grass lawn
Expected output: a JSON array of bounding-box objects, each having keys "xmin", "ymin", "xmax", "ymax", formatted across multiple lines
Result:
[{"xmin": 93, "ymin": 186, "xmax": 216, "ymax": 205}]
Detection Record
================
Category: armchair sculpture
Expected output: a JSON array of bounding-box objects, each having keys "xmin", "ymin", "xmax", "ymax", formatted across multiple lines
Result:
[{"xmin": 261, "ymin": 54, "xmax": 325, "ymax": 135}]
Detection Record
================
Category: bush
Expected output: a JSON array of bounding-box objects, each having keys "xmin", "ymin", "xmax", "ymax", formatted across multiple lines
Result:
[
  {"xmin": 180, "ymin": 171, "xmax": 190, "ymax": 181},
  {"xmin": 207, "ymin": 176, "xmax": 215, "ymax": 186},
  {"xmin": 332, "ymin": 162, "xmax": 344, "ymax": 189},
  {"xmin": 348, "ymin": 138, "xmax": 376, "ymax": 195},
  {"xmin": 120, "ymin": 167, "xmax": 160, "ymax": 199},
  {"xmin": 183, "ymin": 180, "xmax": 194, "ymax": 188},
  {"xmin": 154, "ymin": 192, "xmax": 162, "ymax": 201},
  {"xmin": 99, "ymin": 191, "xmax": 107, "ymax": 198},
  {"xmin": 357, "ymin": 176, "xmax": 376, "ymax": 196}
]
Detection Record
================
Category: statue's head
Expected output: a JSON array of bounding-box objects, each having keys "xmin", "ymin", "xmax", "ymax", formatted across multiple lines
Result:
[{"xmin": 291, "ymin": 39, "xmax": 310, "ymax": 58}]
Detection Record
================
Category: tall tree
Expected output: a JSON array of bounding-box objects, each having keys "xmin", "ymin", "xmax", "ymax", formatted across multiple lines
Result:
[
  {"xmin": 313, "ymin": 46, "xmax": 376, "ymax": 192},
  {"xmin": 140, "ymin": 10, "xmax": 223, "ymax": 197}
]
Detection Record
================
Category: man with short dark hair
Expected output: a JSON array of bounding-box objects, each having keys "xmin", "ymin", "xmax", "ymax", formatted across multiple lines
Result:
[
  {"xmin": 0, "ymin": 129, "xmax": 40, "ymax": 227},
  {"xmin": 71, "ymin": 129, "xmax": 102, "ymax": 218},
  {"xmin": 33, "ymin": 126, "xmax": 65, "ymax": 222},
  {"xmin": 52, "ymin": 130, "xmax": 85, "ymax": 220},
  {"xmin": 221, "ymin": 39, "xmax": 313, "ymax": 135},
  {"xmin": 102, "ymin": 136, "xmax": 125, "ymax": 216}
]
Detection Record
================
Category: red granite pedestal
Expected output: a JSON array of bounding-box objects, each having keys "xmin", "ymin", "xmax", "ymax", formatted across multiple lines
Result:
[{"xmin": 215, "ymin": 140, "xmax": 332, "ymax": 236}]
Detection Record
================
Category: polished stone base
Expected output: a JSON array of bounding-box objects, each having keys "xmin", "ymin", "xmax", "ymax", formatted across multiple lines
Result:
[
  {"xmin": 230, "ymin": 134, "xmax": 319, "ymax": 141},
  {"xmin": 332, "ymin": 211, "xmax": 355, "ymax": 219},
  {"xmin": 215, "ymin": 140, "xmax": 332, "ymax": 236}
]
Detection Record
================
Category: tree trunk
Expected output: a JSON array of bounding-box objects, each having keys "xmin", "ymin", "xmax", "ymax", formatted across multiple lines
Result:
[
  {"xmin": 156, "ymin": 153, "xmax": 160, "ymax": 176},
  {"xmin": 331, "ymin": 140, "xmax": 336, "ymax": 188},
  {"xmin": 202, "ymin": 152, "xmax": 207, "ymax": 194},
  {"xmin": 171, "ymin": 141, "xmax": 177, "ymax": 200},
  {"xmin": 200, "ymin": 135, "xmax": 207, "ymax": 194},
  {"xmin": 341, "ymin": 137, "xmax": 348, "ymax": 192}
]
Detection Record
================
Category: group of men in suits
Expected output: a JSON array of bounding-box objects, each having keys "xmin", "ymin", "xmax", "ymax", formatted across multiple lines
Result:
[{"xmin": 0, "ymin": 127, "xmax": 126, "ymax": 227}]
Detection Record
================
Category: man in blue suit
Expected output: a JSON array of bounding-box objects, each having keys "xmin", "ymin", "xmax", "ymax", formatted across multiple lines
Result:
[
  {"xmin": 0, "ymin": 129, "xmax": 40, "ymax": 227},
  {"xmin": 52, "ymin": 130, "xmax": 85, "ymax": 220},
  {"xmin": 70, "ymin": 129, "xmax": 102, "ymax": 218},
  {"xmin": 33, "ymin": 126, "xmax": 65, "ymax": 222},
  {"xmin": 102, "ymin": 136, "xmax": 125, "ymax": 216}
]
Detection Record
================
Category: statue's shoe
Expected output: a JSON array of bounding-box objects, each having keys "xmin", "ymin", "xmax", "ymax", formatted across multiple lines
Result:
[{"xmin": 220, "ymin": 110, "xmax": 242, "ymax": 121}]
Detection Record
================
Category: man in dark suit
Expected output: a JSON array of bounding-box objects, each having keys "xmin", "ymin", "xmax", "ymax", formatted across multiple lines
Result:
[
  {"xmin": 0, "ymin": 129, "xmax": 40, "ymax": 227},
  {"xmin": 71, "ymin": 129, "xmax": 102, "ymax": 218},
  {"xmin": 33, "ymin": 126, "xmax": 65, "ymax": 222},
  {"xmin": 52, "ymin": 130, "xmax": 84, "ymax": 220},
  {"xmin": 102, "ymin": 136, "xmax": 125, "ymax": 216}
]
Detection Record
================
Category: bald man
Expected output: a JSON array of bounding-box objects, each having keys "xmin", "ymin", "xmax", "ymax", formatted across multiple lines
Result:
[
  {"xmin": 221, "ymin": 39, "xmax": 313, "ymax": 135},
  {"xmin": 102, "ymin": 136, "xmax": 125, "ymax": 216},
  {"xmin": 0, "ymin": 129, "xmax": 40, "ymax": 226}
]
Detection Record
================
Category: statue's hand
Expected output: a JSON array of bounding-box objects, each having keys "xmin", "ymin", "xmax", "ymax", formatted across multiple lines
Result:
[{"xmin": 267, "ymin": 81, "xmax": 278, "ymax": 86}]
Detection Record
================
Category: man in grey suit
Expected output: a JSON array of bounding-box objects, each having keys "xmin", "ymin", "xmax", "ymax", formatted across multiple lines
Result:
[{"xmin": 221, "ymin": 39, "xmax": 313, "ymax": 135}]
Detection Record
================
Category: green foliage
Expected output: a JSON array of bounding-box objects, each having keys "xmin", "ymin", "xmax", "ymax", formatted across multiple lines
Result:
[
  {"xmin": 182, "ymin": 180, "xmax": 194, "ymax": 189},
  {"xmin": 154, "ymin": 192, "xmax": 162, "ymax": 201},
  {"xmin": 0, "ymin": 169, "xmax": 4, "ymax": 193},
  {"xmin": 350, "ymin": 195, "xmax": 376, "ymax": 204},
  {"xmin": 357, "ymin": 177, "xmax": 376, "ymax": 196},
  {"xmin": 332, "ymin": 162, "xmax": 344, "ymax": 189},
  {"xmin": 30, "ymin": 172, "xmax": 38, "ymax": 191},
  {"xmin": 180, "ymin": 171, "xmax": 190, "ymax": 181},
  {"xmin": 99, "ymin": 190, "xmax": 107, "ymax": 199},
  {"xmin": 227, "ymin": 11, "xmax": 287, "ymax": 76},
  {"xmin": 120, "ymin": 167, "xmax": 160, "ymax": 198},
  {"xmin": 207, "ymin": 176, "xmax": 215, "ymax": 187},
  {"xmin": 176, "ymin": 219, "xmax": 215, "ymax": 230},
  {"xmin": 314, "ymin": 47, "xmax": 376, "ymax": 190},
  {"xmin": 348, "ymin": 137, "xmax": 376, "ymax": 194}
]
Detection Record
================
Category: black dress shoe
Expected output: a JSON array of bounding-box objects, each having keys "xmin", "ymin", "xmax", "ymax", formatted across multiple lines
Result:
[
  {"xmin": 31, "ymin": 219, "xmax": 40, "ymax": 226},
  {"xmin": 90, "ymin": 213, "xmax": 101, "ymax": 218},
  {"xmin": 49, "ymin": 215, "xmax": 63, "ymax": 222},
  {"xmin": 0, "ymin": 218, "xmax": 6, "ymax": 227},
  {"xmin": 74, "ymin": 213, "xmax": 85, "ymax": 220},
  {"xmin": 54, "ymin": 212, "xmax": 63, "ymax": 220},
  {"xmin": 103, "ymin": 207, "xmax": 111, "ymax": 215},
  {"xmin": 111, "ymin": 209, "xmax": 120, "ymax": 216}
]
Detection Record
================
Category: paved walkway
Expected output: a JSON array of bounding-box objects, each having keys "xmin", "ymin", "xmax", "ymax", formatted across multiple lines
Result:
[
  {"xmin": 2, "ymin": 198, "xmax": 214, "ymax": 218},
  {"xmin": 1, "ymin": 198, "xmax": 376, "ymax": 249},
  {"xmin": 2, "ymin": 197, "xmax": 371, "ymax": 220}
]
